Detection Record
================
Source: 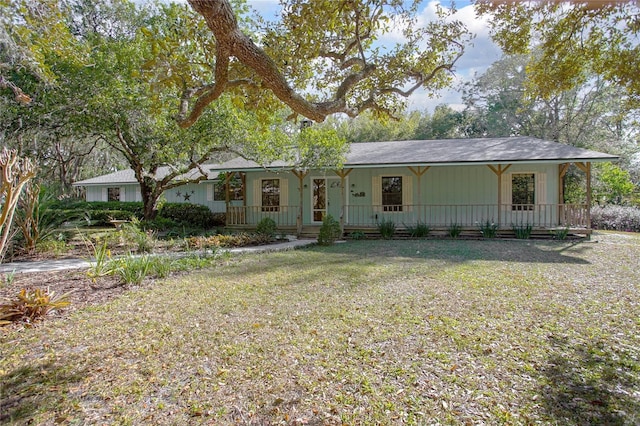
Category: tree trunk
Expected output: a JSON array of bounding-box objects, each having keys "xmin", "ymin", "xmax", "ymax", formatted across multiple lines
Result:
[{"xmin": 139, "ymin": 180, "xmax": 161, "ymax": 220}]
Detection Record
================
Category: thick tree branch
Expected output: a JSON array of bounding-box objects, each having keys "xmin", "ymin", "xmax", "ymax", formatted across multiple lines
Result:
[{"xmin": 186, "ymin": 0, "xmax": 466, "ymax": 124}]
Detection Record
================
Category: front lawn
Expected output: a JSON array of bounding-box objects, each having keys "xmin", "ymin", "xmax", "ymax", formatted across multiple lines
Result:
[{"xmin": 1, "ymin": 232, "xmax": 639, "ymax": 424}]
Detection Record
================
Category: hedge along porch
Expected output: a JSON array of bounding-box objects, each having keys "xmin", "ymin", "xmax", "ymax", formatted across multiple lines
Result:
[{"xmin": 213, "ymin": 137, "xmax": 617, "ymax": 237}]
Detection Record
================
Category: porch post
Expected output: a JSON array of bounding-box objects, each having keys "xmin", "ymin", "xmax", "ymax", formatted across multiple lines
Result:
[
  {"xmin": 558, "ymin": 163, "xmax": 570, "ymax": 225},
  {"xmin": 292, "ymin": 169, "xmax": 309, "ymax": 237},
  {"xmin": 576, "ymin": 162, "xmax": 592, "ymax": 229},
  {"xmin": 334, "ymin": 168, "xmax": 353, "ymax": 235},
  {"xmin": 488, "ymin": 164, "xmax": 511, "ymax": 227},
  {"xmin": 224, "ymin": 172, "xmax": 232, "ymax": 224},
  {"xmin": 408, "ymin": 166, "xmax": 430, "ymax": 221}
]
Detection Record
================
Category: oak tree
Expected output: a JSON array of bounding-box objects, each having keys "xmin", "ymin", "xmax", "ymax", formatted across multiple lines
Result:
[
  {"xmin": 475, "ymin": 0, "xmax": 640, "ymax": 110},
  {"xmin": 159, "ymin": 0, "xmax": 472, "ymax": 126}
]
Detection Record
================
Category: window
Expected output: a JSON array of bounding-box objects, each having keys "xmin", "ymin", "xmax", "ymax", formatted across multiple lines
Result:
[
  {"xmin": 214, "ymin": 181, "xmax": 226, "ymax": 201},
  {"xmin": 261, "ymin": 179, "xmax": 280, "ymax": 212},
  {"xmin": 107, "ymin": 187, "xmax": 120, "ymax": 202},
  {"xmin": 382, "ymin": 176, "xmax": 403, "ymax": 212},
  {"xmin": 512, "ymin": 173, "xmax": 535, "ymax": 210},
  {"xmin": 213, "ymin": 173, "xmax": 245, "ymax": 201}
]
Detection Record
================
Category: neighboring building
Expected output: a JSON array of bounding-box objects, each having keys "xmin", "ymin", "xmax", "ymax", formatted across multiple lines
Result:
[
  {"xmin": 73, "ymin": 166, "xmax": 229, "ymax": 213},
  {"xmin": 74, "ymin": 137, "xmax": 618, "ymax": 236}
]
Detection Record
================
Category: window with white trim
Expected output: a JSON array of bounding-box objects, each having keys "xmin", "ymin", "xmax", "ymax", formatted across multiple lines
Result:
[
  {"xmin": 107, "ymin": 187, "xmax": 120, "ymax": 202},
  {"xmin": 511, "ymin": 173, "xmax": 535, "ymax": 210},
  {"xmin": 261, "ymin": 179, "xmax": 280, "ymax": 212},
  {"xmin": 382, "ymin": 176, "xmax": 403, "ymax": 212}
]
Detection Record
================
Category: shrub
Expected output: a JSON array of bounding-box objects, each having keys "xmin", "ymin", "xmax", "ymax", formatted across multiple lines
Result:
[
  {"xmin": 0, "ymin": 288, "xmax": 72, "ymax": 325},
  {"xmin": 349, "ymin": 231, "xmax": 366, "ymax": 240},
  {"xmin": 140, "ymin": 217, "xmax": 177, "ymax": 232},
  {"xmin": 256, "ymin": 217, "xmax": 277, "ymax": 239},
  {"xmin": 478, "ymin": 220, "xmax": 498, "ymax": 238},
  {"xmin": 513, "ymin": 224, "xmax": 533, "ymax": 239},
  {"xmin": 122, "ymin": 218, "xmax": 155, "ymax": 253},
  {"xmin": 211, "ymin": 213, "xmax": 226, "ymax": 226},
  {"xmin": 447, "ymin": 223, "xmax": 462, "ymax": 238},
  {"xmin": 113, "ymin": 255, "xmax": 152, "ymax": 285},
  {"xmin": 378, "ymin": 219, "xmax": 396, "ymax": 240},
  {"xmin": 89, "ymin": 209, "xmax": 137, "ymax": 226},
  {"xmin": 318, "ymin": 214, "xmax": 342, "ymax": 245},
  {"xmin": 186, "ymin": 232, "xmax": 271, "ymax": 249},
  {"xmin": 159, "ymin": 203, "xmax": 215, "ymax": 228},
  {"xmin": 406, "ymin": 222, "xmax": 430, "ymax": 238},
  {"xmin": 36, "ymin": 239, "xmax": 69, "ymax": 256},
  {"xmin": 591, "ymin": 205, "xmax": 640, "ymax": 233},
  {"xmin": 551, "ymin": 227, "xmax": 570, "ymax": 240}
]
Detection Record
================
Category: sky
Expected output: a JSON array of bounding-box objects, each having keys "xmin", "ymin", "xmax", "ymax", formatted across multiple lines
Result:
[{"xmin": 245, "ymin": 0, "xmax": 503, "ymax": 113}]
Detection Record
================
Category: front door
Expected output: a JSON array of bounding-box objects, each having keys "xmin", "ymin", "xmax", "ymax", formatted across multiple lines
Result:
[{"xmin": 312, "ymin": 178, "xmax": 342, "ymax": 223}]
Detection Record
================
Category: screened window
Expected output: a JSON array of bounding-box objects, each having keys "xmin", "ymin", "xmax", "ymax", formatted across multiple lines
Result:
[
  {"xmin": 512, "ymin": 173, "xmax": 535, "ymax": 210},
  {"xmin": 261, "ymin": 179, "xmax": 280, "ymax": 212},
  {"xmin": 107, "ymin": 187, "xmax": 120, "ymax": 202},
  {"xmin": 382, "ymin": 176, "xmax": 403, "ymax": 212},
  {"xmin": 229, "ymin": 172, "xmax": 244, "ymax": 201},
  {"xmin": 214, "ymin": 181, "xmax": 226, "ymax": 201}
]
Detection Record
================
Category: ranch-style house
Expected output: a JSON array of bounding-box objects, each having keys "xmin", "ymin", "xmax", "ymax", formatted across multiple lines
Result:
[{"xmin": 74, "ymin": 137, "xmax": 618, "ymax": 237}]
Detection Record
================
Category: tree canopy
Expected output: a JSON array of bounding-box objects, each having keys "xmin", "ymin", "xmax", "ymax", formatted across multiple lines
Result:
[
  {"xmin": 476, "ymin": 0, "xmax": 640, "ymax": 110},
  {"xmin": 163, "ymin": 0, "xmax": 472, "ymax": 126}
]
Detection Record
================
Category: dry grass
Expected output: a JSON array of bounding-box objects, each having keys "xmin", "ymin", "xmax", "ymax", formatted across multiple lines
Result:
[{"xmin": 1, "ymin": 232, "xmax": 639, "ymax": 425}]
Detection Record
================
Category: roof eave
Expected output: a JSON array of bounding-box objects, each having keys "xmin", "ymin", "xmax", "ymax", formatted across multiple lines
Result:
[{"xmin": 210, "ymin": 156, "xmax": 619, "ymax": 173}]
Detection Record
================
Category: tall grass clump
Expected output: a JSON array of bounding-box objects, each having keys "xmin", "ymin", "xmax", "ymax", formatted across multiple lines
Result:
[
  {"xmin": 478, "ymin": 220, "xmax": 498, "ymax": 238},
  {"xmin": 406, "ymin": 222, "xmax": 430, "ymax": 238},
  {"xmin": 447, "ymin": 223, "xmax": 462, "ymax": 238},
  {"xmin": 377, "ymin": 219, "xmax": 396, "ymax": 239},
  {"xmin": 513, "ymin": 224, "xmax": 533, "ymax": 239}
]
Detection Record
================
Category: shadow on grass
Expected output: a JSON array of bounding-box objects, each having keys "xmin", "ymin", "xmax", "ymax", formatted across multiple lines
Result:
[
  {"xmin": 0, "ymin": 357, "xmax": 86, "ymax": 424},
  {"xmin": 305, "ymin": 239, "xmax": 591, "ymax": 264},
  {"xmin": 541, "ymin": 335, "xmax": 640, "ymax": 425}
]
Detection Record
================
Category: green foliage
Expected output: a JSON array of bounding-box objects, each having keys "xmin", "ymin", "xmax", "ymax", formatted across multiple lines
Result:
[
  {"xmin": 512, "ymin": 224, "xmax": 533, "ymax": 239},
  {"xmin": 476, "ymin": 2, "xmax": 640, "ymax": 111},
  {"xmin": 447, "ymin": 223, "xmax": 462, "ymax": 239},
  {"xmin": 186, "ymin": 232, "xmax": 272, "ymax": 250},
  {"xmin": 478, "ymin": 220, "xmax": 498, "ymax": 238},
  {"xmin": 140, "ymin": 217, "xmax": 178, "ymax": 232},
  {"xmin": 85, "ymin": 239, "xmax": 115, "ymax": 282},
  {"xmin": 51, "ymin": 200, "xmax": 144, "ymax": 215},
  {"xmin": 318, "ymin": 214, "xmax": 342, "ymax": 246},
  {"xmin": 36, "ymin": 239, "xmax": 69, "ymax": 256},
  {"xmin": 211, "ymin": 213, "xmax": 226, "ymax": 227},
  {"xmin": 113, "ymin": 255, "xmax": 153, "ymax": 286},
  {"xmin": 349, "ymin": 231, "xmax": 366, "ymax": 240},
  {"xmin": 2, "ymin": 270, "xmax": 16, "ymax": 288},
  {"xmin": 256, "ymin": 217, "xmax": 277, "ymax": 239},
  {"xmin": 406, "ymin": 222, "xmax": 430, "ymax": 238},
  {"xmin": 121, "ymin": 218, "xmax": 155, "ymax": 253},
  {"xmin": 595, "ymin": 163, "xmax": 636, "ymax": 205},
  {"xmin": 551, "ymin": 227, "xmax": 570, "ymax": 240},
  {"xmin": 377, "ymin": 219, "xmax": 396, "ymax": 240},
  {"xmin": 159, "ymin": 203, "xmax": 215, "ymax": 228},
  {"xmin": 0, "ymin": 288, "xmax": 72, "ymax": 326},
  {"xmin": 146, "ymin": 256, "xmax": 173, "ymax": 279}
]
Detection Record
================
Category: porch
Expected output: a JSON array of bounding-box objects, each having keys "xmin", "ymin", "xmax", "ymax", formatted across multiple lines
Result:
[{"xmin": 226, "ymin": 203, "xmax": 591, "ymax": 237}]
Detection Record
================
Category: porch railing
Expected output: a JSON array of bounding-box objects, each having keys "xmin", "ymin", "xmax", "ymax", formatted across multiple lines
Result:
[
  {"xmin": 227, "ymin": 204, "xmax": 589, "ymax": 229},
  {"xmin": 227, "ymin": 205, "xmax": 298, "ymax": 227}
]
